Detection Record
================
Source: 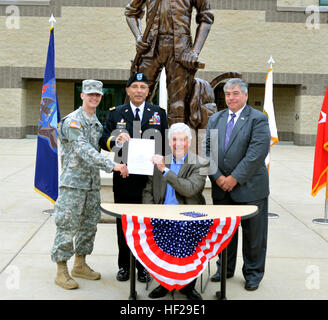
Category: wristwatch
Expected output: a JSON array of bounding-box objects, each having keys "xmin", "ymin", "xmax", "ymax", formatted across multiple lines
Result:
[{"xmin": 162, "ymin": 168, "xmax": 169, "ymax": 175}]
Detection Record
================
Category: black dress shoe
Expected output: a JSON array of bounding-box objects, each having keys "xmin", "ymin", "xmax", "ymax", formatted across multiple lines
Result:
[
  {"xmin": 116, "ymin": 268, "xmax": 129, "ymax": 281},
  {"xmin": 148, "ymin": 285, "xmax": 169, "ymax": 299},
  {"xmin": 183, "ymin": 289, "xmax": 203, "ymax": 301},
  {"xmin": 245, "ymin": 281, "xmax": 259, "ymax": 291},
  {"xmin": 137, "ymin": 269, "xmax": 151, "ymax": 283},
  {"xmin": 210, "ymin": 272, "xmax": 234, "ymax": 282}
]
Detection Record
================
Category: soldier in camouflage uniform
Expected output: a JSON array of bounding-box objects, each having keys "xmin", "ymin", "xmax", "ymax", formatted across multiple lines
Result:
[{"xmin": 51, "ymin": 79, "xmax": 128, "ymax": 290}]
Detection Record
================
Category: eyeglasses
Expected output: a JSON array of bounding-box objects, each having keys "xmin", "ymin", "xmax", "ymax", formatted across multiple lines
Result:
[{"xmin": 130, "ymin": 84, "xmax": 149, "ymax": 90}]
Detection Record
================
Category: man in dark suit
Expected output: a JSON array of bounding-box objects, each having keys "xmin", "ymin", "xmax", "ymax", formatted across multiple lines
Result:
[
  {"xmin": 205, "ymin": 78, "xmax": 270, "ymax": 291},
  {"xmin": 143, "ymin": 122, "xmax": 209, "ymax": 300},
  {"xmin": 99, "ymin": 73, "xmax": 168, "ymax": 282}
]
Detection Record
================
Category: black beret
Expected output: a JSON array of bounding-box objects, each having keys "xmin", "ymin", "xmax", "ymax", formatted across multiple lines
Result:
[{"xmin": 126, "ymin": 73, "xmax": 149, "ymax": 87}]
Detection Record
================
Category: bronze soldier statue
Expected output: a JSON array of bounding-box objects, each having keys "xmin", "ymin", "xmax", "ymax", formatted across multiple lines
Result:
[{"xmin": 125, "ymin": 0, "xmax": 214, "ymax": 126}]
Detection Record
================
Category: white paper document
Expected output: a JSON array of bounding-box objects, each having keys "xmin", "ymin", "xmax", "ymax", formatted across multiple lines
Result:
[{"xmin": 127, "ymin": 138, "xmax": 155, "ymax": 175}]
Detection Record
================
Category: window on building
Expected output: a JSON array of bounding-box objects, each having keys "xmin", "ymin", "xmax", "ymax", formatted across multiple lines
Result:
[
  {"xmin": 319, "ymin": 0, "xmax": 328, "ymax": 5},
  {"xmin": 0, "ymin": 0, "xmax": 50, "ymax": 4},
  {"xmin": 214, "ymin": 85, "xmax": 227, "ymax": 111},
  {"xmin": 74, "ymin": 83, "xmax": 126, "ymax": 125},
  {"xmin": 74, "ymin": 82, "xmax": 160, "ymax": 125}
]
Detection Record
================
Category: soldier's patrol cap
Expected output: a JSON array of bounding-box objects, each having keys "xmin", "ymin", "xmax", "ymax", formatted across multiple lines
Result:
[
  {"xmin": 82, "ymin": 79, "xmax": 103, "ymax": 95},
  {"xmin": 126, "ymin": 73, "xmax": 149, "ymax": 87}
]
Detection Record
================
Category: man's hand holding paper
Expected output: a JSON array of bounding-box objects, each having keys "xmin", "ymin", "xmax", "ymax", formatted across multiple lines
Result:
[{"xmin": 152, "ymin": 154, "xmax": 166, "ymax": 172}]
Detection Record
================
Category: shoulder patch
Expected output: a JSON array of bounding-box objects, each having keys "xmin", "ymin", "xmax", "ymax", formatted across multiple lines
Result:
[
  {"xmin": 70, "ymin": 121, "xmax": 82, "ymax": 129},
  {"xmin": 109, "ymin": 107, "xmax": 116, "ymax": 111}
]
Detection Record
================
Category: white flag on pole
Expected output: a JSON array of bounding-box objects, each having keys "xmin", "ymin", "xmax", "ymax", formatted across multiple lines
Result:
[
  {"xmin": 159, "ymin": 68, "xmax": 167, "ymax": 112},
  {"xmin": 263, "ymin": 57, "xmax": 279, "ymax": 171}
]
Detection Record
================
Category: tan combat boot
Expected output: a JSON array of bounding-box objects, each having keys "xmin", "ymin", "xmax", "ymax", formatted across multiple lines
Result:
[
  {"xmin": 55, "ymin": 261, "xmax": 79, "ymax": 290},
  {"xmin": 71, "ymin": 254, "xmax": 101, "ymax": 280}
]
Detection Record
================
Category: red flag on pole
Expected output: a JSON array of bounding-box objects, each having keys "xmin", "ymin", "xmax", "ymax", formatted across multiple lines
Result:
[{"xmin": 311, "ymin": 85, "xmax": 328, "ymax": 197}]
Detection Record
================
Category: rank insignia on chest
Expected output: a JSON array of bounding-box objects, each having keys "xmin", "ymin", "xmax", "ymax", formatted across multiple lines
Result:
[
  {"xmin": 149, "ymin": 112, "xmax": 161, "ymax": 125},
  {"xmin": 117, "ymin": 119, "xmax": 126, "ymax": 129}
]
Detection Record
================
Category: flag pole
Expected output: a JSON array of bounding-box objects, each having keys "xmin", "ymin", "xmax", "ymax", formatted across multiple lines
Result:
[
  {"xmin": 313, "ymin": 173, "xmax": 328, "ymax": 224},
  {"xmin": 266, "ymin": 56, "xmax": 279, "ymax": 219},
  {"xmin": 42, "ymin": 13, "xmax": 57, "ymax": 216},
  {"xmin": 49, "ymin": 13, "xmax": 56, "ymax": 28}
]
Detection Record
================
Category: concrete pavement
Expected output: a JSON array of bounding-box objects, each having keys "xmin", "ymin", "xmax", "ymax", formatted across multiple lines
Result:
[{"xmin": 1, "ymin": 139, "xmax": 328, "ymax": 301}]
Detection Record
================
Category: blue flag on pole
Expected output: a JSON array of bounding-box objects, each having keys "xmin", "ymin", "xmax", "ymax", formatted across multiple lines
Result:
[{"xmin": 34, "ymin": 26, "xmax": 60, "ymax": 203}]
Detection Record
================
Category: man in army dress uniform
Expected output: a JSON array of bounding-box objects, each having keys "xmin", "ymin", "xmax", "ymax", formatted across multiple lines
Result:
[
  {"xmin": 99, "ymin": 73, "xmax": 168, "ymax": 283},
  {"xmin": 51, "ymin": 79, "xmax": 128, "ymax": 290}
]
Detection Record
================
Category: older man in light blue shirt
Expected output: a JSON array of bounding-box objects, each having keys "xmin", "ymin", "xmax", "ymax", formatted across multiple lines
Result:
[
  {"xmin": 162, "ymin": 153, "xmax": 188, "ymax": 204},
  {"xmin": 142, "ymin": 123, "xmax": 209, "ymax": 300}
]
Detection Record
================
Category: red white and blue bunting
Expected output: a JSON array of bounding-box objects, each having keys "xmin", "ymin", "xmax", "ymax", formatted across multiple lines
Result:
[{"xmin": 122, "ymin": 215, "xmax": 241, "ymax": 291}]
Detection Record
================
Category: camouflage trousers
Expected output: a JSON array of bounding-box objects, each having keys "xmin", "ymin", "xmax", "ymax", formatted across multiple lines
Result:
[{"xmin": 51, "ymin": 187, "xmax": 101, "ymax": 262}]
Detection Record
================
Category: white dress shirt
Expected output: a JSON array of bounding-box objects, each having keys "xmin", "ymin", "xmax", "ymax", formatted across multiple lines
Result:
[
  {"xmin": 130, "ymin": 101, "xmax": 145, "ymax": 120},
  {"xmin": 227, "ymin": 104, "xmax": 246, "ymax": 127}
]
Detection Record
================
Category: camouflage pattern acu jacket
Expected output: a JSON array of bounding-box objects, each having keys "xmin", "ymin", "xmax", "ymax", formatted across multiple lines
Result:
[{"xmin": 58, "ymin": 106, "xmax": 115, "ymax": 190}]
